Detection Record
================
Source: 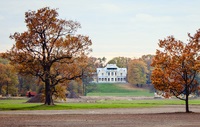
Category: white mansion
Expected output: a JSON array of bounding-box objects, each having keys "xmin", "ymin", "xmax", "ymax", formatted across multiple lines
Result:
[{"xmin": 97, "ymin": 64, "xmax": 127, "ymax": 83}]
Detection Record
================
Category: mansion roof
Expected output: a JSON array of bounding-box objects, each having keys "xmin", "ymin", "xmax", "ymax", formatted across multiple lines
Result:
[{"xmin": 97, "ymin": 64, "xmax": 126, "ymax": 72}]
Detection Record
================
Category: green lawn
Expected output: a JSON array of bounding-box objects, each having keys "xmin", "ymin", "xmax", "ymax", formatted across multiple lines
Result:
[
  {"xmin": 0, "ymin": 98, "xmax": 200, "ymax": 111},
  {"xmin": 87, "ymin": 83, "xmax": 153, "ymax": 96}
]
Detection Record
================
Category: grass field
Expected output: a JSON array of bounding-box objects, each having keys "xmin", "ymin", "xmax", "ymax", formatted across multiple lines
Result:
[
  {"xmin": 0, "ymin": 98, "xmax": 200, "ymax": 111},
  {"xmin": 0, "ymin": 83, "xmax": 199, "ymax": 111},
  {"xmin": 87, "ymin": 83, "xmax": 153, "ymax": 96}
]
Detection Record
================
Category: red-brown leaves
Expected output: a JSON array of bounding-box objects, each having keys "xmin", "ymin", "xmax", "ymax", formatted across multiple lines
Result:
[{"xmin": 151, "ymin": 32, "xmax": 200, "ymax": 100}]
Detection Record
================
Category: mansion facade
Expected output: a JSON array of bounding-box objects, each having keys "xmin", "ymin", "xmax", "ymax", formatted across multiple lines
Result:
[{"xmin": 97, "ymin": 64, "xmax": 127, "ymax": 83}]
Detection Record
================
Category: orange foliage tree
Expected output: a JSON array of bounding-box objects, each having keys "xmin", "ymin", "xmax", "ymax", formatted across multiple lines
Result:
[
  {"xmin": 0, "ymin": 63, "xmax": 18, "ymax": 96},
  {"xmin": 151, "ymin": 30, "xmax": 200, "ymax": 112},
  {"xmin": 128, "ymin": 59, "xmax": 148, "ymax": 86},
  {"xmin": 5, "ymin": 7, "xmax": 92, "ymax": 105}
]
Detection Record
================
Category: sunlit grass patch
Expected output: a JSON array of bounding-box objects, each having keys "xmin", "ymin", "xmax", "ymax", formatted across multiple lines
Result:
[
  {"xmin": 0, "ymin": 99, "xmax": 40, "ymax": 110},
  {"xmin": 87, "ymin": 83, "xmax": 153, "ymax": 96}
]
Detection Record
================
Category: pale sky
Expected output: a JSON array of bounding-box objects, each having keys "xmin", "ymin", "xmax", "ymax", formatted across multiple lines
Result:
[{"xmin": 1, "ymin": 0, "xmax": 200, "ymax": 61}]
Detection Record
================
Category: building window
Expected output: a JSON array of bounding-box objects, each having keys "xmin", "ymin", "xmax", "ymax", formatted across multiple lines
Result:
[
  {"xmin": 121, "ymin": 73, "xmax": 122, "ymax": 76},
  {"xmin": 115, "ymin": 78, "xmax": 116, "ymax": 81},
  {"xmin": 111, "ymin": 72, "xmax": 113, "ymax": 76},
  {"xmin": 121, "ymin": 78, "xmax": 123, "ymax": 81},
  {"xmin": 108, "ymin": 78, "xmax": 110, "ymax": 81},
  {"xmin": 111, "ymin": 78, "xmax": 114, "ymax": 81},
  {"xmin": 108, "ymin": 72, "xmax": 110, "ymax": 76},
  {"xmin": 115, "ymin": 72, "xmax": 117, "ymax": 76},
  {"xmin": 105, "ymin": 78, "xmax": 107, "ymax": 81},
  {"xmin": 99, "ymin": 78, "xmax": 101, "ymax": 81},
  {"xmin": 102, "ymin": 78, "xmax": 104, "ymax": 81},
  {"xmin": 102, "ymin": 73, "xmax": 104, "ymax": 76}
]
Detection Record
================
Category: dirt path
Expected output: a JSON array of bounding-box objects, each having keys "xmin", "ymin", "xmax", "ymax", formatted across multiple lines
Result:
[
  {"xmin": 0, "ymin": 112, "xmax": 200, "ymax": 127},
  {"xmin": 0, "ymin": 105, "xmax": 200, "ymax": 127}
]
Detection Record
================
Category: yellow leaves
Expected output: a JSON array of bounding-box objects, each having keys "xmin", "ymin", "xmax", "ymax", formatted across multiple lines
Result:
[
  {"xmin": 128, "ymin": 59, "xmax": 148, "ymax": 85},
  {"xmin": 0, "ymin": 62, "xmax": 19, "ymax": 95}
]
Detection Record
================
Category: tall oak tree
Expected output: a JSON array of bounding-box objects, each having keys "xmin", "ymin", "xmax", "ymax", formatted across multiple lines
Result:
[{"xmin": 5, "ymin": 7, "xmax": 92, "ymax": 105}]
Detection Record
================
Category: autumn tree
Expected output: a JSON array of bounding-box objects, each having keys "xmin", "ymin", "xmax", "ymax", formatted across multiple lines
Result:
[
  {"xmin": 5, "ymin": 7, "xmax": 92, "ymax": 105},
  {"xmin": 128, "ymin": 59, "xmax": 148, "ymax": 87},
  {"xmin": 151, "ymin": 31, "xmax": 200, "ymax": 112},
  {"xmin": 0, "ymin": 63, "xmax": 18, "ymax": 96},
  {"xmin": 65, "ymin": 56, "xmax": 96, "ymax": 97}
]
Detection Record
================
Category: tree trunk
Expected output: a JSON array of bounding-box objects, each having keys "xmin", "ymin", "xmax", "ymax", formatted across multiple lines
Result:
[
  {"xmin": 45, "ymin": 82, "xmax": 51, "ymax": 105},
  {"xmin": 185, "ymin": 84, "xmax": 189, "ymax": 113},
  {"xmin": 185, "ymin": 94, "xmax": 189, "ymax": 113},
  {"xmin": 44, "ymin": 67, "xmax": 54, "ymax": 105},
  {"xmin": 44, "ymin": 78, "xmax": 54, "ymax": 105}
]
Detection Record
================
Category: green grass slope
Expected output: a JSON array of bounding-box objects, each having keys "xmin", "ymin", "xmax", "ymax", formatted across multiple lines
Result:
[{"xmin": 87, "ymin": 83, "xmax": 154, "ymax": 96}]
